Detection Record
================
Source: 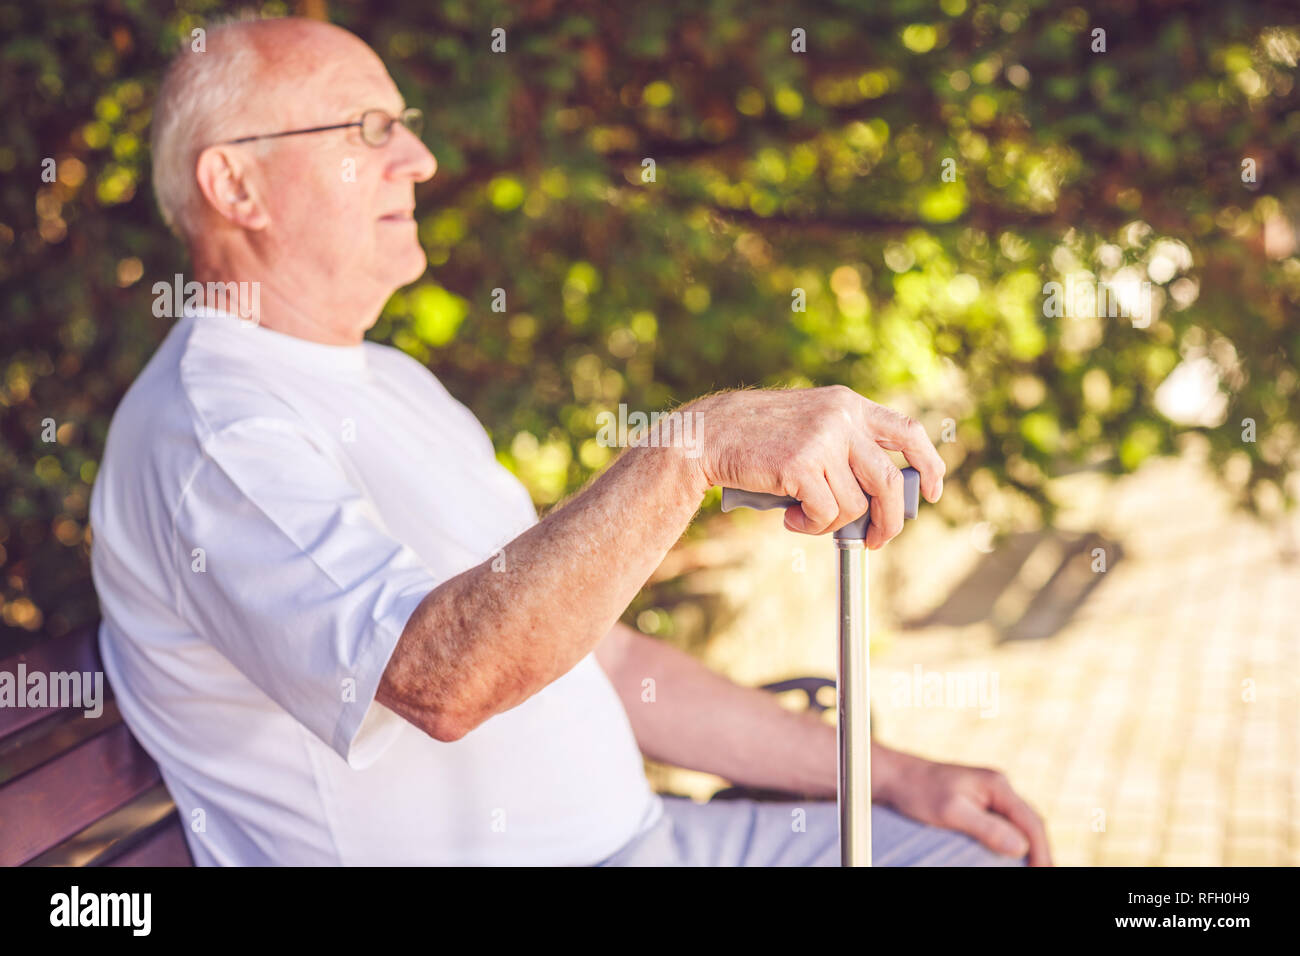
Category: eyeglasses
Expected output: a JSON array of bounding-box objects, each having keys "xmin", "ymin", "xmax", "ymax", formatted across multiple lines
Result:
[{"xmin": 216, "ymin": 107, "xmax": 424, "ymax": 148}]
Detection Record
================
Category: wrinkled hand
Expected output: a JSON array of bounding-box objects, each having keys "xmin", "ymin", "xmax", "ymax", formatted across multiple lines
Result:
[
  {"xmin": 686, "ymin": 385, "xmax": 945, "ymax": 549},
  {"xmin": 878, "ymin": 749, "xmax": 1052, "ymax": 866}
]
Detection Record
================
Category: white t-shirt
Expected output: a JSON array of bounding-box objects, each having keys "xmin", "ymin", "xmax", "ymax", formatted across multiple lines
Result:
[{"xmin": 90, "ymin": 307, "xmax": 661, "ymax": 865}]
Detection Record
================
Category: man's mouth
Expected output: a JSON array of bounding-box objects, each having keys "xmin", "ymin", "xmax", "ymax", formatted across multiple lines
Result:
[{"xmin": 378, "ymin": 209, "xmax": 415, "ymax": 222}]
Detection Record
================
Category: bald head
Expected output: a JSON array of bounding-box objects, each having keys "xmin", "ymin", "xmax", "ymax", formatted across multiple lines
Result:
[
  {"xmin": 150, "ymin": 17, "xmax": 378, "ymax": 243},
  {"xmin": 149, "ymin": 15, "xmax": 437, "ymax": 344}
]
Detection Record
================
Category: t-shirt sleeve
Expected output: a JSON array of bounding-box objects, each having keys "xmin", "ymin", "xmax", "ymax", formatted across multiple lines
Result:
[{"xmin": 171, "ymin": 415, "xmax": 441, "ymax": 769}]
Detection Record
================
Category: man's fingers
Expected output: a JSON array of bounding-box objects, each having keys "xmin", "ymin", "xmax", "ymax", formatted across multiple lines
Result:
[
  {"xmin": 864, "ymin": 404, "xmax": 946, "ymax": 503},
  {"xmin": 989, "ymin": 775, "xmax": 1053, "ymax": 867},
  {"xmin": 822, "ymin": 465, "xmax": 871, "ymax": 534},
  {"xmin": 947, "ymin": 799, "xmax": 1031, "ymax": 860},
  {"xmin": 783, "ymin": 472, "xmax": 839, "ymax": 535},
  {"xmin": 848, "ymin": 442, "xmax": 904, "ymax": 549}
]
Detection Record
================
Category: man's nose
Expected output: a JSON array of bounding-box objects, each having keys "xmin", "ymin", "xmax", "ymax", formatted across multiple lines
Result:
[{"xmin": 387, "ymin": 124, "xmax": 437, "ymax": 183}]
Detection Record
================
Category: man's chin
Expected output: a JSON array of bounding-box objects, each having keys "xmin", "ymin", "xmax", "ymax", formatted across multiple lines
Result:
[{"xmin": 389, "ymin": 246, "xmax": 430, "ymax": 288}]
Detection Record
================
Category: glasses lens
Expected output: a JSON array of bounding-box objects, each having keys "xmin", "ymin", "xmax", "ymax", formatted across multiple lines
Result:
[
  {"xmin": 399, "ymin": 108, "xmax": 424, "ymax": 140},
  {"xmin": 360, "ymin": 110, "xmax": 393, "ymax": 146}
]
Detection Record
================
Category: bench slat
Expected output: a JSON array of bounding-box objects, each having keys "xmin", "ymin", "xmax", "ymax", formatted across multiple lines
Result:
[
  {"xmin": 105, "ymin": 816, "xmax": 194, "ymax": 867},
  {"xmin": 0, "ymin": 623, "xmax": 105, "ymax": 740},
  {"xmin": 0, "ymin": 722, "xmax": 162, "ymax": 866},
  {"xmin": 0, "ymin": 698, "xmax": 124, "ymax": 786},
  {"xmin": 23, "ymin": 782, "xmax": 180, "ymax": 866}
]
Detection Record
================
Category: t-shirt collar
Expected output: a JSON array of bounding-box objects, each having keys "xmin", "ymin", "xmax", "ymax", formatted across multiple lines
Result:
[{"xmin": 185, "ymin": 305, "xmax": 369, "ymax": 374}]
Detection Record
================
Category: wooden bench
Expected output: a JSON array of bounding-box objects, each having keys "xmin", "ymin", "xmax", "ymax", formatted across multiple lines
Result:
[
  {"xmin": 2, "ymin": 622, "xmax": 834, "ymax": 866},
  {"xmin": 0, "ymin": 622, "xmax": 194, "ymax": 866}
]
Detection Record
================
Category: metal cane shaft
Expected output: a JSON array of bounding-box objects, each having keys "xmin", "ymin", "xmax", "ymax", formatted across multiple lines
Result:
[
  {"xmin": 838, "ymin": 542, "xmax": 871, "ymax": 866},
  {"xmin": 720, "ymin": 466, "xmax": 920, "ymax": 870}
]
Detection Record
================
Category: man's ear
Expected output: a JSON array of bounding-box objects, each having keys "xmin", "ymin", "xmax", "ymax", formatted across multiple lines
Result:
[{"xmin": 194, "ymin": 146, "xmax": 271, "ymax": 230}]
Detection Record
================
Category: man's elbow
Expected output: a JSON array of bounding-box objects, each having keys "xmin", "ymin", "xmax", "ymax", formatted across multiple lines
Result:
[
  {"xmin": 402, "ymin": 693, "xmax": 485, "ymax": 742},
  {"xmin": 427, "ymin": 708, "xmax": 476, "ymax": 743},
  {"xmin": 378, "ymin": 676, "xmax": 484, "ymax": 743},
  {"xmin": 425, "ymin": 678, "xmax": 538, "ymax": 741}
]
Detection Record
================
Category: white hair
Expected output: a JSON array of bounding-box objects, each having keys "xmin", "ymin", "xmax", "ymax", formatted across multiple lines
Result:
[{"xmin": 150, "ymin": 16, "xmax": 273, "ymax": 243}]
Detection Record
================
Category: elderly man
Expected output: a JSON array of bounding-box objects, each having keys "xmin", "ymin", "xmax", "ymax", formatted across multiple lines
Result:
[{"xmin": 90, "ymin": 17, "xmax": 1050, "ymax": 866}]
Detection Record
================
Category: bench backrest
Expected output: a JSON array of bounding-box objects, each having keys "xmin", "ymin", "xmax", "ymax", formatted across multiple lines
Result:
[{"xmin": 0, "ymin": 623, "xmax": 194, "ymax": 866}]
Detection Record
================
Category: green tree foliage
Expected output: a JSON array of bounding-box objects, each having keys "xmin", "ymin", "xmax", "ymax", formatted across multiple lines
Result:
[{"xmin": 2, "ymin": 0, "xmax": 1298, "ymax": 642}]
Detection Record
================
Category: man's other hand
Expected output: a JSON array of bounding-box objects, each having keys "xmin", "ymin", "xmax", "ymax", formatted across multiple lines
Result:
[{"xmin": 877, "ymin": 749, "xmax": 1053, "ymax": 866}]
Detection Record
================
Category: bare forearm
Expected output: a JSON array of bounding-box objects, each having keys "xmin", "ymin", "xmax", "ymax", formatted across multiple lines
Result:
[
  {"xmin": 378, "ymin": 443, "xmax": 707, "ymax": 740},
  {"xmin": 599, "ymin": 624, "xmax": 902, "ymax": 800},
  {"xmin": 602, "ymin": 624, "xmax": 837, "ymax": 796}
]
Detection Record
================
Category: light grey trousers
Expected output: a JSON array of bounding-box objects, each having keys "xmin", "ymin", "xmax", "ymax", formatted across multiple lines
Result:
[{"xmin": 596, "ymin": 797, "xmax": 1028, "ymax": 867}]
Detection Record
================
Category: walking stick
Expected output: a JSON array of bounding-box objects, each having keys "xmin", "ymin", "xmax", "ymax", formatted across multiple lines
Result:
[{"xmin": 721, "ymin": 466, "xmax": 921, "ymax": 867}]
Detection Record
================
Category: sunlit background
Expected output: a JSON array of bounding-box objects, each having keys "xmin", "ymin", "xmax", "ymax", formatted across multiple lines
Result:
[{"xmin": 2, "ymin": 0, "xmax": 1298, "ymax": 864}]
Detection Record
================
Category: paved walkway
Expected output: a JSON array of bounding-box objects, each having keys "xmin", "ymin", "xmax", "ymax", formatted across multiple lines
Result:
[{"xmin": 647, "ymin": 441, "xmax": 1299, "ymax": 866}]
